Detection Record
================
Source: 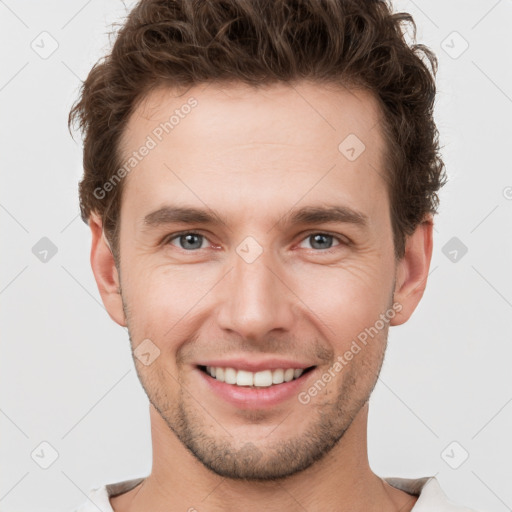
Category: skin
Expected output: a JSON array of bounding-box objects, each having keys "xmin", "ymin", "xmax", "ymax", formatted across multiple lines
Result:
[{"xmin": 89, "ymin": 81, "xmax": 433, "ymax": 512}]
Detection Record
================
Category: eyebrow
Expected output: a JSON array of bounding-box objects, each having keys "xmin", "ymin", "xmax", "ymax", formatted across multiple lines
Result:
[
  {"xmin": 278, "ymin": 205, "xmax": 368, "ymax": 229},
  {"xmin": 142, "ymin": 204, "xmax": 369, "ymax": 231}
]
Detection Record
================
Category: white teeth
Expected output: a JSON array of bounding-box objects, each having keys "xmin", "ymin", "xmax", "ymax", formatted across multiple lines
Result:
[
  {"xmin": 272, "ymin": 368, "xmax": 284, "ymax": 384},
  {"xmin": 253, "ymin": 370, "xmax": 273, "ymax": 387},
  {"xmin": 284, "ymin": 368, "xmax": 295, "ymax": 382},
  {"xmin": 236, "ymin": 370, "xmax": 254, "ymax": 386},
  {"xmin": 293, "ymin": 369, "xmax": 303, "ymax": 378},
  {"xmin": 224, "ymin": 367, "xmax": 237, "ymax": 384},
  {"xmin": 204, "ymin": 366, "xmax": 307, "ymax": 387}
]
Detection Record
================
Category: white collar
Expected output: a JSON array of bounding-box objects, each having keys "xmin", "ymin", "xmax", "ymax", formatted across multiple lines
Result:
[{"xmin": 77, "ymin": 475, "xmax": 477, "ymax": 511}]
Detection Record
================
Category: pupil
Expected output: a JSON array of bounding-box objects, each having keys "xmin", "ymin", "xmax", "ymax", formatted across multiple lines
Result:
[
  {"xmin": 311, "ymin": 234, "xmax": 332, "ymax": 250},
  {"xmin": 181, "ymin": 234, "xmax": 202, "ymax": 250}
]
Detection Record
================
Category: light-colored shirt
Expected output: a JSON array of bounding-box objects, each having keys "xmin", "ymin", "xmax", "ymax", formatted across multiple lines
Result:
[{"xmin": 74, "ymin": 475, "xmax": 480, "ymax": 511}]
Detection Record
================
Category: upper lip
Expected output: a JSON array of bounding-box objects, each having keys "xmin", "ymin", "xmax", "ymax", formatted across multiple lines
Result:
[{"xmin": 195, "ymin": 357, "xmax": 316, "ymax": 372}]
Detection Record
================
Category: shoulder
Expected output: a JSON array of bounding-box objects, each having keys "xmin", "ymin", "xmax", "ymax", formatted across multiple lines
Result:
[
  {"xmin": 72, "ymin": 484, "xmax": 111, "ymax": 512},
  {"xmin": 384, "ymin": 475, "xmax": 483, "ymax": 512},
  {"xmin": 71, "ymin": 476, "xmax": 146, "ymax": 512}
]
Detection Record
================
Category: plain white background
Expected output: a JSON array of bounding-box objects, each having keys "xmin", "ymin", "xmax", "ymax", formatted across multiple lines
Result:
[{"xmin": 1, "ymin": 1, "xmax": 511, "ymax": 511}]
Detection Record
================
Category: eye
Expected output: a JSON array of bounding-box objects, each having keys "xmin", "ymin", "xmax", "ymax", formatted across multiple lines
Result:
[
  {"xmin": 298, "ymin": 232, "xmax": 345, "ymax": 251},
  {"xmin": 163, "ymin": 231, "xmax": 348, "ymax": 253},
  {"xmin": 166, "ymin": 232, "xmax": 208, "ymax": 251}
]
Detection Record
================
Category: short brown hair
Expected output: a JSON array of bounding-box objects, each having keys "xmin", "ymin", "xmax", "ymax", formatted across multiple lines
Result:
[{"xmin": 69, "ymin": 0, "xmax": 446, "ymax": 261}]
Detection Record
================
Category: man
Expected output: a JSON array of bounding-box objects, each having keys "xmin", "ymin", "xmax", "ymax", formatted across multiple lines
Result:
[{"xmin": 69, "ymin": 0, "xmax": 478, "ymax": 510}]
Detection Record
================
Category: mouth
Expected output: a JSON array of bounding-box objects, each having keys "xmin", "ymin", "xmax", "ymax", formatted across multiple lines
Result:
[
  {"xmin": 197, "ymin": 364, "xmax": 316, "ymax": 388},
  {"xmin": 195, "ymin": 364, "xmax": 318, "ymax": 410}
]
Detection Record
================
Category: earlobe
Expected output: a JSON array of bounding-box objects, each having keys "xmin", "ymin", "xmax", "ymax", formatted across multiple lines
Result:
[
  {"xmin": 89, "ymin": 212, "xmax": 127, "ymax": 327},
  {"xmin": 390, "ymin": 216, "xmax": 434, "ymax": 326}
]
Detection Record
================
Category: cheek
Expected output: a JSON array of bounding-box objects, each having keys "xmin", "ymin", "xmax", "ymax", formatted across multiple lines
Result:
[
  {"xmin": 289, "ymin": 259, "xmax": 393, "ymax": 343},
  {"xmin": 122, "ymin": 245, "xmax": 394, "ymax": 349},
  {"xmin": 122, "ymin": 262, "xmax": 219, "ymax": 342}
]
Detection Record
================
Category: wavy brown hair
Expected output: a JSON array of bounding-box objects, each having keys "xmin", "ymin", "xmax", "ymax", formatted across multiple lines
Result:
[{"xmin": 69, "ymin": 0, "xmax": 446, "ymax": 262}]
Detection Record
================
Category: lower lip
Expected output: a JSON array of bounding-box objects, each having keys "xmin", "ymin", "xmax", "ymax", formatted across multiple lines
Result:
[{"xmin": 195, "ymin": 367, "xmax": 316, "ymax": 410}]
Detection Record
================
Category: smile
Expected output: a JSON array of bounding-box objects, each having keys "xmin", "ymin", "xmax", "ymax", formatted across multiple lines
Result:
[{"xmin": 199, "ymin": 365, "xmax": 316, "ymax": 388}]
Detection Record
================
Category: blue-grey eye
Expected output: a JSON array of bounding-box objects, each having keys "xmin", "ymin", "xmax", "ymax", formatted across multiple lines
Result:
[
  {"xmin": 169, "ymin": 233, "xmax": 205, "ymax": 250},
  {"xmin": 301, "ymin": 233, "xmax": 340, "ymax": 250}
]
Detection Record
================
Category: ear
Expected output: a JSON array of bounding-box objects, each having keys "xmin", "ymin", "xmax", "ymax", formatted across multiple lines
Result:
[
  {"xmin": 89, "ymin": 212, "xmax": 126, "ymax": 327},
  {"xmin": 390, "ymin": 215, "xmax": 434, "ymax": 326}
]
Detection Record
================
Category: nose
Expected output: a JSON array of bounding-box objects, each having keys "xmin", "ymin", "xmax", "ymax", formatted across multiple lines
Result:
[{"xmin": 216, "ymin": 245, "xmax": 297, "ymax": 342}]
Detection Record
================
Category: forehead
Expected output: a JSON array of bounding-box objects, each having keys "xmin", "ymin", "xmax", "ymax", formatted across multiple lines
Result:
[
  {"xmin": 118, "ymin": 80, "xmax": 389, "ymax": 226},
  {"xmin": 123, "ymin": 80, "xmax": 384, "ymax": 151}
]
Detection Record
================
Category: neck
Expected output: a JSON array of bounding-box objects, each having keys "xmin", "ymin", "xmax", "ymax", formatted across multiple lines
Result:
[{"xmin": 111, "ymin": 402, "xmax": 417, "ymax": 512}]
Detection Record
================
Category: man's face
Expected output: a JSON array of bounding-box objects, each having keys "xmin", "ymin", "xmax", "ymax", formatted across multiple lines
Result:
[{"xmin": 111, "ymin": 81, "xmax": 401, "ymax": 480}]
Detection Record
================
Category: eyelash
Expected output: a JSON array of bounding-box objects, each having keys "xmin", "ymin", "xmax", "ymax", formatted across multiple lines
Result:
[{"xmin": 163, "ymin": 230, "xmax": 349, "ymax": 254}]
